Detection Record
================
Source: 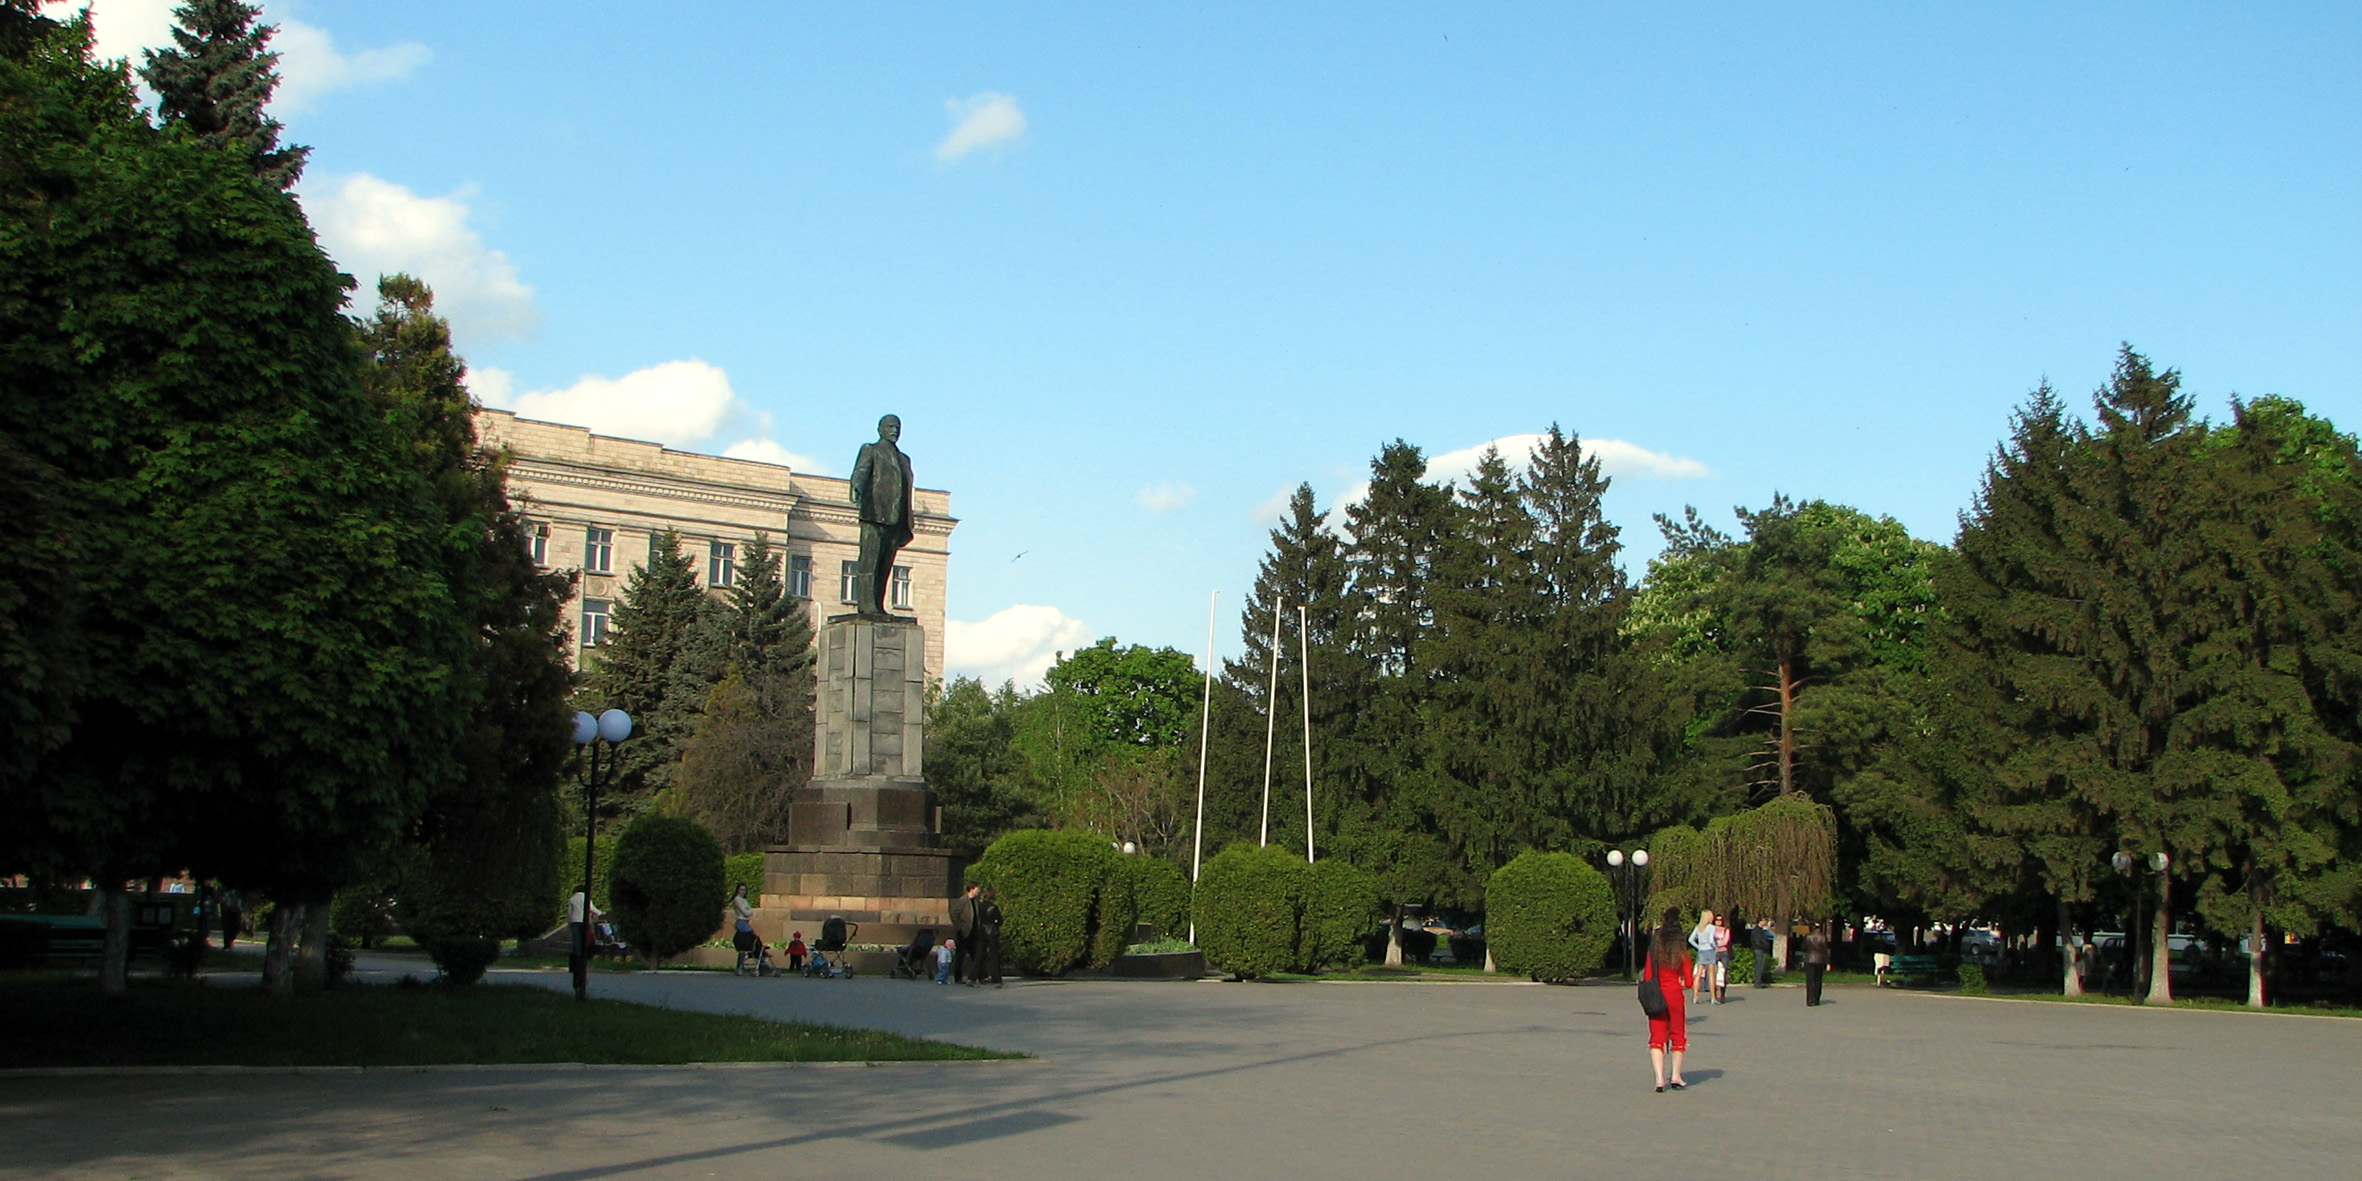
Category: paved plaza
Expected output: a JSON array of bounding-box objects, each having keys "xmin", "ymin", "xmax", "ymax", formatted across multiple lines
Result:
[{"xmin": 3, "ymin": 963, "xmax": 2357, "ymax": 1179}]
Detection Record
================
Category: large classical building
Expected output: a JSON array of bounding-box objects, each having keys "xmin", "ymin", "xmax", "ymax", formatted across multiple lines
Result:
[{"xmin": 474, "ymin": 409, "xmax": 955, "ymax": 677}]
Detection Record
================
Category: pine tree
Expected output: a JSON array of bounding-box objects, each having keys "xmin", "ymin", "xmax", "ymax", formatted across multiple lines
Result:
[
  {"xmin": 138, "ymin": 0, "xmax": 307, "ymax": 190},
  {"xmin": 668, "ymin": 531, "xmax": 817, "ymax": 852},
  {"xmin": 583, "ymin": 530, "xmax": 706, "ymax": 821},
  {"xmin": 356, "ymin": 275, "xmax": 577, "ymax": 967}
]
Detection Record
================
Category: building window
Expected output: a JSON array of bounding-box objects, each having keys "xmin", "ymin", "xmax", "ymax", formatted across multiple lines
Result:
[
  {"xmin": 839, "ymin": 560, "xmax": 860, "ymax": 605},
  {"xmin": 528, "ymin": 521, "xmax": 549, "ymax": 567},
  {"xmin": 581, "ymin": 598, "xmax": 612, "ymax": 647},
  {"xmin": 584, "ymin": 527, "xmax": 613, "ymax": 574},
  {"xmin": 789, "ymin": 554, "xmax": 813, "ymax": 600},
  {"xmin": 709, "ymin": 540, "xmax": 736, "ymax": 589},
  {"xmin": 891, "ymin": 564, "xmax": 913, "ymax": 610}
]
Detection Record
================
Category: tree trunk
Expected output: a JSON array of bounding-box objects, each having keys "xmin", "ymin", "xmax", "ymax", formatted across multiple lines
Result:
[
  {"xmin": 2247, "ymin": 899, "xmax": 2267, "ymax": 1010},
  {"xmin": 1384, "ymin": 916, "xmax": 1403, "ymax": 967},
  {"xmin": 99, "ymin": 885, "xmax": 130, "ymax": 996},
  {"xmin": 1771, "ymin": 914, "xmax": 1790, "ymax": 974},
  {"xmin": 294, "ymin": 892, "xmax": 331, "ymax": 993},
  {"xmin": 1776, "ymin": 652, "xmax": 1796, "ymax": 796},
  {"xmin": 1483, "ymin": 946, "xmax": 1496, "ymax": 974},
  {"xmin": 263, "ymin": 902, "xmax": 300, "ymax": 998},
  {"xmin": 2059, "ymin": 898, "xmax": 2083, "ymax": 997},
  {"xmin": 2145, "ymin": 872, "xmax": 2173, "ymax": 1005}
]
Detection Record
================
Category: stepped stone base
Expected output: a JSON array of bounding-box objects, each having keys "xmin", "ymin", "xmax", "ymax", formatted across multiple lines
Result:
[{"xmin": 757, "ymin": 844, "xmax": 964, "ymax": 948}]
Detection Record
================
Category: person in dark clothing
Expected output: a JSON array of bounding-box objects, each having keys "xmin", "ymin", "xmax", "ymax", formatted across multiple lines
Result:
[
  {"xmin": 1804, "ymin": 922, "xmax": 1831, "ymax": 1006},
  {"xmin": 949, "ymin": 884, "xmax": 980, "ymax": 984},
  {"xmin": 1751, "ymin": 918, "xmax": 1775, "ymax": 988},
  {"xmin": 968, "ymin": 887, "xmax": 1004, "ymax": 987}
]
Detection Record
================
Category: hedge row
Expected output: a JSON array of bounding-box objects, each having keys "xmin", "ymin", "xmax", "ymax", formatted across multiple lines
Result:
[
  {"xmin": 1194, "ymin": 843, "xmax": 1379, "ymax": 978},
  {"xmin": 965, "ymin": 830, "xmax": 1191, "ymax": 976},
  {"xmin": 1485, "ymin": 851, "xmax": 1616, "ymax": 982}
]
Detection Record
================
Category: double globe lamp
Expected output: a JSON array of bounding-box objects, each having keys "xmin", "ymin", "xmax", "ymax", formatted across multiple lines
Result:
[{"xmin": 569, "ymin": 708, "xmax": 632, "ymax": 1001}]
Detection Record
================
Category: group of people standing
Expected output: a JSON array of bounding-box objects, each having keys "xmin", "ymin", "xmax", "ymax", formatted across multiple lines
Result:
[
  {"xmin": 1639, "ymin": 906, "xmax": 1836, "ymax": 1091},
  {"xmin": 946, "ymin": 883, "xmax": 1003, "ymax": 987}
]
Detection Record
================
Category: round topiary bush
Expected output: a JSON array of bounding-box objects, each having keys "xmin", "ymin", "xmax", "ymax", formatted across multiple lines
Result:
[
  {"xmin": 1297, "ymin": 859, "xmax": 1379, "ymax": 971},
  {"xmin": 609, "ymin": 815, "xmax": 727, "ymax": 966},
  {"xmin": 1485, "ymin": 851, "xmax": 1617, "ymax": 982},
  {"xmin": 967, "ymin": 829, "xmax": 1123, "ymax": 976},
  {"xmin": 425, "ymin": 935, "xmax": 501, "ymax": 986},
  {"xmin": 1119, "ymin": 854, "xmax": 1192, "ymax": 943},
  {"xmin": 1194, "ymin": 842, "xmax": 1313, "ymax": 978}
]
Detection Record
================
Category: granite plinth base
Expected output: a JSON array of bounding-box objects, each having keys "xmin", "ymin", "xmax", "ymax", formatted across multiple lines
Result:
[{"xmin": 758, "ymin": 843, "xmax": 965, "ymax": 949}]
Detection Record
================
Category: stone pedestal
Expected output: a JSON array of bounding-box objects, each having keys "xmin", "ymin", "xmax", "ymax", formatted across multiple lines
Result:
[{"xmin": 761, "ymin": 616, "xmax": 961, "ymax": 947}]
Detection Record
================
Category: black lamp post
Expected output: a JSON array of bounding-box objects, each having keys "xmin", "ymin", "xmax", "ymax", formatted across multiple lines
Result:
[
  {"xmin": 1606, "ymin": 848, "xmax": 1649, "ymax": 980},
  {"xmin": 570, "ymin": 708, "xmax": 632, "ymax": 1002},
  {"xmin": 2111, "ymin": 849, "xmax": 2169, "ymax": 998}
]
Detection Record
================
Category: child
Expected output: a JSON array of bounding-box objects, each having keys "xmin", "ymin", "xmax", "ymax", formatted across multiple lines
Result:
[
  {"xmin": 785, "ymin": 931, "xmax": 807, "ymax": 974},
  {"xmin": 933, "ymin": 937, "xmax": 955, "ymax": 984}
]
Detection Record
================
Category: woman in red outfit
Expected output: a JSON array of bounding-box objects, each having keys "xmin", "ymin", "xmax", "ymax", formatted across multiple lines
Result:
[{"xmin": 1644, "ymin": 908, "xmax": 1693, "ymax": 1092}]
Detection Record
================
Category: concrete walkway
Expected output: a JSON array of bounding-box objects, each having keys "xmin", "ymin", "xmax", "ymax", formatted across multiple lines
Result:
[{"xmin": 3, "ymin": 966, "xmax": 2356, "ymax": 1178}]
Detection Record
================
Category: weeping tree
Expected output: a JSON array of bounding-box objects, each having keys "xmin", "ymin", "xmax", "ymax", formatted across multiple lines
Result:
[{"xmin": 1645, "ymin": 795, "xmax": 1838, "ymax": 965}]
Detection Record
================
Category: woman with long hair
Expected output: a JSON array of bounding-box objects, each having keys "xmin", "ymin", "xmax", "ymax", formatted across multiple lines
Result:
[
  {"xmin": 1688, "ymin": 908, "xmax": 1718, "ymax": 1005},
  {"xmin": 1645, "ymin": 908, "xmax": 1694, "ymax": 1092}
]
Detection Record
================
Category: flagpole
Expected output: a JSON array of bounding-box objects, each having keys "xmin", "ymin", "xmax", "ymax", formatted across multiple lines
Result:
[
  {"xmin": 1189, "ymin": 589, "xmax": 1217, "ymax": 945},
  {"xmin": 1300, "ymin": 603, "xmax": 1315, "ymax": 865},
  {"xmin": 1258, "ymin": 599, "xmax": 1282, "ymax": 846}
]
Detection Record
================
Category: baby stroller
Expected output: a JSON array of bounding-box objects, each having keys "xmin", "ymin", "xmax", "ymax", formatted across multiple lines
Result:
[
  {"xmin": 891, "ymin": 929, "xmax": 937, "ymax": 980},
  {"xmin": 805, "ymin": 915, "xmax": 858, "ymax": 979}
]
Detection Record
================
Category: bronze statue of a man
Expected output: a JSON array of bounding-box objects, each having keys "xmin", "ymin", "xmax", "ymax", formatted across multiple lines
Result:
[{"xmin": 848, "ymin": 414, "xmax": 915, "ymax": 619}]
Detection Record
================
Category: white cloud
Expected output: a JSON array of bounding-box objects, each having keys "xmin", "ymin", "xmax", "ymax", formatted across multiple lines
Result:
[
  {"xmin": 270, "ymin": 16, "xmax": 429, "ymax": 112},
  {"xmin": 479, "ymin": 360, "xmax": 736, "ymax": 447},
  {"xmin": 302, "ymin": 173, "xmax": 537, "ymax": 349},
  {"xmin": 723, "ymin": 438, "xmax": 828, "ymax": 473},
  {"xmin": 1336, "ymin": 431, "xmax": 1711, "ymax": 513},
  {"xmin": 42, "ymin": 2, "xmax": 427, "ymax": 110},
  {"xmin": 946, "ymin": 605, "xmax": 1091, "ymax": 691},
  {"xmin": 1137, "ymin": 482, "xmax": 1196, "ymax": 513},
  {"xmin": 1250, "ymin": 486, "xmax": 1296, "ymax": 525},
  {"xmin": 935, "ymin": 91, "xmax": 1026, "ymax": 164}
]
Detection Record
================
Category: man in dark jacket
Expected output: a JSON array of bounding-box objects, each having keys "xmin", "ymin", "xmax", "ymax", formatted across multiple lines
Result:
[{"xmin": 1751, "ymin": 918, "xmax": 1776, "ymax": 988}]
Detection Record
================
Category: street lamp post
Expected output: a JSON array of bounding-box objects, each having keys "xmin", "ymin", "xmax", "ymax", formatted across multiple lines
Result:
[
  {"xmin": 570, "ymin": 708, "xmax": 632, "ymax": 1002},
  {"xmin": 1606, "ymin": 848, "xmax": 1650, "ymax": 980},
  {"xmin": 2111, "ymin": 849, "xmax": 2169, "ymax": 998}
]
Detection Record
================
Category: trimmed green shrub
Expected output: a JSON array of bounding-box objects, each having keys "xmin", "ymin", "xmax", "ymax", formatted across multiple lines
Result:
[
  {"xmin": 1728, "ymin": 947, "xmax": 1754, "ymax": 985},
  {"xmin": 609, "ymin": 816, "xmax": 728, "ymax": 965},
  {"xmin": 428, "ymin": 936, "xmax": 500, "ymax": 986},
  {"xmin": 561, "ymin": 835, "xmax": 617, "ymax": 915},
  {"xmin": 967, "ymin": 829, "xmax": 1123, "ymax": 976},
  {"xmin": 724, "ymin": 852, "xmax": 765, "ymax": 901},
  {"xmin": 1957, "ymin": 962, "xmax": 1988, "ymax": 995},
  {"xmin": 1116, "ymin": 855, "xmax": 1192, "ymax": 943},
  {"xmin": 1485, "ymin": 851, "xmax": 1616, "ymax": 982},
  {"xmin": 330, "ymin": 880, "xmax": 398, "ymax": 949},
  {"xmin": 1298, "ymin": 859, "xmax": 1379, "ymax": 972},
  {"xmin": 1195, "ymin": 843, "xmax": 1313, "ymax": 978}
]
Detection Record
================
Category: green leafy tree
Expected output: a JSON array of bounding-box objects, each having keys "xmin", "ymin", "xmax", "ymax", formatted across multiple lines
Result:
[
  {"xmin": 925, "ymin": 677, "xmax": 1041, "ymax": 858},
  {"xmin": 0, "ymin": 17, "xmax": 470, "ymax": 994},
  {"xmin": 668, "ymin": 532, "xmax": 814, "ymax": 852},
  {"xmin": 138, "ymin": 0, "xmax": 306, "ymax": 189}
]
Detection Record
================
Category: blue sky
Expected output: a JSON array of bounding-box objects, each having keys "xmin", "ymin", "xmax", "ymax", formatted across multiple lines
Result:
[{"xmin": 58, "ymin": 2, "xmax": 2361, "ymax": 685}]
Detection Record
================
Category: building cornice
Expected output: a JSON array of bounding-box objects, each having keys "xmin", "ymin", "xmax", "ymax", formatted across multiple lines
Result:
[{"xmin": 506, "ymin": 458, "xmax": 799, "ymax": 515}]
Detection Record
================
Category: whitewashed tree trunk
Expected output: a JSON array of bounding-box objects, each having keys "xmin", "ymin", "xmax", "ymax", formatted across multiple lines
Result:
[
  {"xmin": 2060, "ymin": 899, "xmax": 2083, "ymax": 997},
  {"xmin": 1384, "ymin": 919, "xmax": 1403, "ymax": 967},
  {"xmin": 99, "ymin": 886, "xmax": 129, "ymax": 996},
  {"xmin": 294, "ymin": 893, "xmax": 331, "ymax": 993},
  {"xmin": 1771, "ymin": 915, "xmax": 1790, "ymax": 974},
  {"xmin": 2145, "ymin": 873, "xmax": 2173, "ymax": 1005},
  {"xmin": 263, "ymin": 902, "xmax": 300, "ymax": 998},
  {"xmin": 2248, "ymin": 905, "xmax": 2267, "ymax": 1010}
]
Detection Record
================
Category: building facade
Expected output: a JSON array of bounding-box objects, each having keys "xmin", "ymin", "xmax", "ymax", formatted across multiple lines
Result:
[{"xmin": 474, "ymin": 409, "xmax": 955, "ymax": 678}]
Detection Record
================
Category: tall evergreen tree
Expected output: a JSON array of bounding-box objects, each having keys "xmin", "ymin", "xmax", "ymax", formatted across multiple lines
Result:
[
  {"xmin": 138, "ymin": 0, "xmax": 306, "ymax": 190},
  {"xmin": 355, "ymin": 275, "xmax": 578, "ymax": 970},
  {"xmin": 582, "ymin": 531, "xmax": 706, "ymax": 822},
  {"xmin": 668, "ymin": 531, "xmax": 816, "ymax": 852}
]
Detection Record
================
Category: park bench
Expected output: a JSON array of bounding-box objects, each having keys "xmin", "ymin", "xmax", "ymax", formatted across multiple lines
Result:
[
  {"xmin": 1877, "ymin": 953, "xmax": 1942, "ymax": 986},
  {"xmin": 0, "ymin": 911, "xmax": 181, "ymax": 968}
]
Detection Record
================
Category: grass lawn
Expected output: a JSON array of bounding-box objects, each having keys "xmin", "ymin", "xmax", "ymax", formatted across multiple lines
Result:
[{"xmin": 0, "ymin": 975, "xmax": 1019, "ymax": 1069}]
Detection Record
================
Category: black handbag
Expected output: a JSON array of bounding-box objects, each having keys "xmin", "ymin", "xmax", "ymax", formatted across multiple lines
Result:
[{"xmin": 1638, "ymin": 958, "xmax": 1668, "ymax": 1017}]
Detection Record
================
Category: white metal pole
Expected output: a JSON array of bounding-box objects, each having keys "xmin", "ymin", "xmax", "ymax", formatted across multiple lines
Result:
[
  {"xmin": 1189, "ymin": 589, "xmax": 1217, "ymax": 945},
  {"xmin": 1299, "ymin": 604, "xmax": 1315, "ymax": 865},
  {"xmin": 1258, "ymin": 600, "xmax": 1282, "ymax": 846}
]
